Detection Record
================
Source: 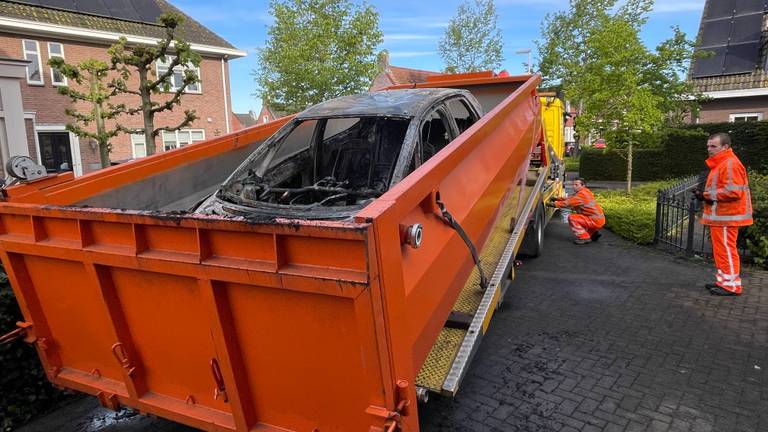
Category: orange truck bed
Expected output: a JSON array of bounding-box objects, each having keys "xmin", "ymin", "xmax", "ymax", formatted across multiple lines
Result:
[{"xmin": 0, "ymin": 73, "xmax": 545, "ymax": 431}]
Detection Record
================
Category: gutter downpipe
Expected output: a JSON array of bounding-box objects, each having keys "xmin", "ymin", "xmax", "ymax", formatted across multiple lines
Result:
[{"xmin": 221, "ymin": 56, "xmax": 230, "ymax": 134}]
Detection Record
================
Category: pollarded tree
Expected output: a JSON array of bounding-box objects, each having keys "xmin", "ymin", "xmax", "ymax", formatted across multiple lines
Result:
[
  {"xmin": 108, "ymin": 13, "xmax": 201, "ymax": 155},
  {"xmin": 438, "ymin": 0, "xmax": 503, "ymax": 73},
  {"xmin": 48, "ymin": 58, "xmax": 121, "ymax": 168},
  {"xmin": 255, "ymin": 0, "xmax": 383, "ymax": 114}
]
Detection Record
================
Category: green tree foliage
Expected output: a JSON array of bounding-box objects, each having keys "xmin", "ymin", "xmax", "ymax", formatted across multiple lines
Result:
[
  {"xmin": 48, "ymin": 58, "xmax": 121, "ymax": 168},
  {"xmin": 438, "ymin": 0, "xmax": 503, "ymax": 73},
  {"xmin": 745, "ymin": 170, "xmax": 768, "ymax": 269},
  {"xmin": 536, "ymin": 0, "xmax": 700, "ymax": 192},
  {"xmin": 109, "ymin": 13, "xmax": 201, "ymax": 155},
  {"xmin": 255, "ymin": 0, "xmax": 383, "ymax": 114}
]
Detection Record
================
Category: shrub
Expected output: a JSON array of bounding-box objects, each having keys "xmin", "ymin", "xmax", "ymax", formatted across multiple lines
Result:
[
  {"xmin": 579, "ymin": 148, "xmax": 666, "ymax": 181},
  {"xmin": 564, "ymin": 156, "xmax": 580, "ymax": 172},
  {"xmin": 595, "ymin": 180, "xmax": 678, "ymax": 244},
  {"xmin": 744, "ymin": 171, "xmax": 768, "ymax": 269},
  {"xmin": 0, "ymin": 269, "xmax": 64, "ymax": 431}
]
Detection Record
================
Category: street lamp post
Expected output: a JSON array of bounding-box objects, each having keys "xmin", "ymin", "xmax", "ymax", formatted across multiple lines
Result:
[{"xmin": 516, "ymin": 48, "xmax": 532, "ymax": 74}]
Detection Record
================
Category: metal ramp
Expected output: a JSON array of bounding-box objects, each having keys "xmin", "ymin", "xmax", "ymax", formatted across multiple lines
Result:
[{"xmin": 416, "ymin": 166, "xmax": 552, "ymax": 396}]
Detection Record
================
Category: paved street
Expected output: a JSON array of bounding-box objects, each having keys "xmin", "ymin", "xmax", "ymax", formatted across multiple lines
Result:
[
  {"xmin": 18, "ymin": 220, "xmax": 768, "ymax": 432},
  {"xmin": 420, "ymin": 220, "xmax": 768, "ymax": 432}
]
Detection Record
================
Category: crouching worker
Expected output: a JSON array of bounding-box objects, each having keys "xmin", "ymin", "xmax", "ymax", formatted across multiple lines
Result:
[{"xmin": 547, "ymin": 177, "xmax": 605, "ymax": 245}]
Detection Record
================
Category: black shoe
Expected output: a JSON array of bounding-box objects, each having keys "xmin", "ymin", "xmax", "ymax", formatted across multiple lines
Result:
[
  {"xmin": 573, "ymin": 238, "xmax": 592, "ymax": 245},
  {"xmin": 590, "ymin": 231, "xmax": 602, "ymax": 242},
  {"xmin": 708, "ymin": 286, "xmax": 740, "ymax": 296},
  {"xmin": 704, "ymin": 283, "xmax": 719, "ymax": 291}
]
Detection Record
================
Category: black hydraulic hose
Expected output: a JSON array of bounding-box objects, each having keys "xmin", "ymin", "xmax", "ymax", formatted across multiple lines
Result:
[{"xmin": 435, "ymin": 194, "xmax": 489, "ymax": 291}]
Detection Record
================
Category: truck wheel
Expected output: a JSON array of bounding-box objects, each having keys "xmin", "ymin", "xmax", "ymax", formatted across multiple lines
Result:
[{"xmin": 518, "ymin": 204, "xmax": 544, "ymax": 258}]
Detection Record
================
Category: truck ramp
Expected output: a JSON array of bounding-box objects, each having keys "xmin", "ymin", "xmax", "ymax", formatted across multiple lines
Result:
[{"xmin": 417, "ymin": 168, "xmax": 549, "ymax": 395}]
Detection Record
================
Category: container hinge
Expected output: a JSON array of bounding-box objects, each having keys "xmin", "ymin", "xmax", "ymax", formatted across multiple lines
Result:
[
  {"xmin": 111, "ymin": 343, "xmax": 136, "ymax": 377},
  {"xmin": 0, "ymin": 321, "xmax": 34, "ymax": 345},
  {"xmin": 210, "ymin": 358, "xmax": 229, "ymax": 402},
  {"xmin": 435, "ymin": 194, "xmax": 488, "ymax": 291},
  {"xmin": 384, "ymin": 380, "xmax": 411, "ymax": 432}
]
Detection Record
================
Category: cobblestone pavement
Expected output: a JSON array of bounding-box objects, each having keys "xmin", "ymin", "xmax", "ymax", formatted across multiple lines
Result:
[
  {"xmin": 419, "ymin": 220, "xmax": 768, "ymax": 432},
  {"xmin": 18, "ymin": 220, "xmax": 768, "ymax": 432}
]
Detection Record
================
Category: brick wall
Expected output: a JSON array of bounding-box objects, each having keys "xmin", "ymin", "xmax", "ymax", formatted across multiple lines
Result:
[
  {"xmin": 24, "ymin": 118, "xmax": 36, "ymax": 161},
  {"xmin": 0, "ymin": 32, "xmax": 234, "ymax": 174},
  {"xmin": 698, "ymin": 96, "xmax": 768, "ymax": 123}
]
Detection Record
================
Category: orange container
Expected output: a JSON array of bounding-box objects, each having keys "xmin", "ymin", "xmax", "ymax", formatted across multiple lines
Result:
[{"xmin": 0, "ymin": 73, "xmax": 542, "ymax": 431}]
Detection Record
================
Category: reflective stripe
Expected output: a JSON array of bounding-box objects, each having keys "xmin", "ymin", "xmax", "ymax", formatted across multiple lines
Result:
[
  {"xmin": 724, "ymin": 185, "xmax": 749, "ymax": 191},
  {"xmin": 722, "ymin": 226, "xmax": 736, "ymax": 277},
  {"xmin": 704, "ymin": 210, "xmax": 753, "ymax": 222},
  {"xmin": 708, "ymin": 169, "xmax": 718, "ymax": 214}
]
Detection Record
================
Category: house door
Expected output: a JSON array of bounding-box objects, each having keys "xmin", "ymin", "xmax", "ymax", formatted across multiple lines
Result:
[{"xmin": 38, "ymin": 132, "xmax": 73, "ymax": 172}]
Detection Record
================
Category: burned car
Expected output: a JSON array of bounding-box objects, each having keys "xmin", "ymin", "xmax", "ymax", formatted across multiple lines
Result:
[{"xmin": 195, "ymin": 88, "xmax": 483, "ymax": 219}]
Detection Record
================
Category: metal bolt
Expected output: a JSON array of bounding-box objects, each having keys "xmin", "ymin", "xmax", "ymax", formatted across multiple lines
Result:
[
  {"xmin": 415, "ymin": 386, "xmax": 429, "ymax": 403},
  {"xmin": 404, "ymin": 224, "xmax": 423, "ymax": 249}
]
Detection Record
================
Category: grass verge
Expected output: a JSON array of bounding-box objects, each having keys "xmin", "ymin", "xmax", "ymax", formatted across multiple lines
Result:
[{"xmin": 595, "ymin": 180, "xmax": 677, "ymax": 245}]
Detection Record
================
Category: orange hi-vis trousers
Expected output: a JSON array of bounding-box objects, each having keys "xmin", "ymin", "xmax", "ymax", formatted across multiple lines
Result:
[
  {"xmin": 568, "ymin": 214, "xmax": 605, "ymax": 240},
  {"xmin": 710, "ymin": 225, "xmax": 742, "ymax": 294}
]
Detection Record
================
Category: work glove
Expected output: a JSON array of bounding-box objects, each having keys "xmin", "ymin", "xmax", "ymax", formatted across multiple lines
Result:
[{"xmin": 692, "ymin": 188, "xmax": 704, "ymax": 201}]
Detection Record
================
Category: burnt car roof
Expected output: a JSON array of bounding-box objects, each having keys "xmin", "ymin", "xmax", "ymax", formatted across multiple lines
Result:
[{"xmin": 296, "ymin": 88, "xmax": 470, "ymax": 119}]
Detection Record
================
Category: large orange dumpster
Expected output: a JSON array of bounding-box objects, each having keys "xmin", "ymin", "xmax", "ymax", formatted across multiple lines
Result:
[{"xmin": 0, "ymin": 73, "xmax": 559, "ymax": 431}]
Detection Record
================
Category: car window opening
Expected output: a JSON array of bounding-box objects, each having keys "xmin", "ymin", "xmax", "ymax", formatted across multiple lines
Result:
[{"xmin": 221, "ymin": 116, "xmax": 410, "ymax": 208}]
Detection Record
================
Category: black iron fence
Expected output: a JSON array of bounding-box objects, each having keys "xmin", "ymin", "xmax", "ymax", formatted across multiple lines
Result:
[{"xmin": 654, "ymin": 176, "xmax": 750, "ymax": 259}]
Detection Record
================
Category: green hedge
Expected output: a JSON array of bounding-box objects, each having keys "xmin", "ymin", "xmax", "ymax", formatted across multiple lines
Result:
[
  {"xmin": 745, "ymin": 171, "xmax": 768, "ymax": 269},
  {"xmin": 579, "ymin": 121, "xmax": 768, "ymax": 181},
  {"xmin": 579, "ymin": 148, "xmax": 667, "ymax": 181},
  {"xmin": 595, "ymin": 181, "xmax": 678, "ymax": 244},
  {"xmin": 1, "ymin": 270, "xmax": 64, "ymax": 431}
]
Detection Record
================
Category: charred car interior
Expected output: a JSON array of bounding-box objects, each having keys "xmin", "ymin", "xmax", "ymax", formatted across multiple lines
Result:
[{"xmin": 195, "ymin": 88, "xmax": 482, "ymax": 219}]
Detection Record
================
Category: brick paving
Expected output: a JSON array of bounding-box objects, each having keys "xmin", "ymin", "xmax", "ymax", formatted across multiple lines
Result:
[{"xmin": 419, "ymin": 220, "xmax": 768, "ymax": 432}]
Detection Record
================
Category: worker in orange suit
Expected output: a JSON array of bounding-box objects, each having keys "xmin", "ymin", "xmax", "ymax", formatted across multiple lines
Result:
[
  {"xmin": 693, "ymin": 133, "xmax": 753, "ymax": 296},
  {"xmin": 547, "ymin": 177, "xmax": 605, "ymax": 245}
]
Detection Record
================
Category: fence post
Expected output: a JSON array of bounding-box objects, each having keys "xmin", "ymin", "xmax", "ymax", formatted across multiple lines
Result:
[
  {"xmin": 685, "ymin": 196, "xmax": 697, "ymax": 256},
  {"xmin": 654, "ymin": 191, "xmax": 662, "ymax": 243}
]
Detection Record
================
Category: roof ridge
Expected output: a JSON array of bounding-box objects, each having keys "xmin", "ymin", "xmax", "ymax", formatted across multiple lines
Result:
[{"xmin": 389, "ymin": 65, "xmax": 440, "ymax": 74}]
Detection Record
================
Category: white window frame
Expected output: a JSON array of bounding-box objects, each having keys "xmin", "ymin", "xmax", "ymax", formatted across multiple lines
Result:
[
  {"xmin": 22, "ymin": 39, "xmax": 44, "ymax": 85},
  {"xmin": 729, "ymin": 112, "xmax": 763, "ymax": 122},
  {"xmin": 155, "ymin": 57, "xmax": 202, "ymax": 94},
  {"xmin": 131, "ymin": 133, "xmax": 147, "ymax": 158},
  {"xmin": 162, "ymin": 129, "xmax": 206, "ymax": 151},
  {"xmin": 47, "ymin": 42, "xmax": 67, "ymax": 86}
]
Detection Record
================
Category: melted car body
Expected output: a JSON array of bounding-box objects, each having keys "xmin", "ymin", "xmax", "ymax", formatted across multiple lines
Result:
[{"xmin": 196, "ymin": 88, "xmax": 483, "ymax": 219}]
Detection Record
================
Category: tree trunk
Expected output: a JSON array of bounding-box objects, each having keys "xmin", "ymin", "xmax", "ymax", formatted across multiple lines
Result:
[
  {"xmin": 626, "ymin": 139, "xmax": 633, "ymax": 194},
  {"xmin": 139, "ymin": 68, "xmax": 157, "ymax": 155},
  {"xmin": 91, "ymin": 74, "xmax": 111, "ymax": 169}
]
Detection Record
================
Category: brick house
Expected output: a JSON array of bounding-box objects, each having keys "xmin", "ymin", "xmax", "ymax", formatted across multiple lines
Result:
[
  {"xmin": 369, "ymin": 52, "xmax": 439, "ymax": 91},
  {"xmin": 0, "ymin": 0, "xmax": 245, "ymax": 176},
  {"xmin": 689, "ymin": 0, "xmax": 768, "ymax": 123}
]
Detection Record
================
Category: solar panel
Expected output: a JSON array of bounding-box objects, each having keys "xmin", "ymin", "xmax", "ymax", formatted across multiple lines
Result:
[
  {"xmin": 705, "ymin": 1, "xmax": 736, "ymax": 20},
  {"xmin": 12, "ymin": 0, "xmax": 163, "ymax": 24},
  {"xmin": 105, "ymin": 0, "xmax": 142, "ymax": 22},
  {"xmin": 692, "ymin": 46, "xmax": 727, "ymax": 78},
  {"xmin": 74, "ymin": 0, "xmax": 109, "ymax": 17},
  {"xmin": 734, "ymin": 0, "xmax": 768, "ymax": 15},
  {"xmin": 130, "ymin": 0, "xmax": 163, "ymax": 24},
  {"xmin": 723, "ymin": 42, "xmax": 762, "ymax": 74},
  {"xmin": 699, "ymin": 18, "xmax": 732, "ymax": 48},
  {"xmin": 730, "ymin": 13, "xmax": 764, "ymax": 44}
]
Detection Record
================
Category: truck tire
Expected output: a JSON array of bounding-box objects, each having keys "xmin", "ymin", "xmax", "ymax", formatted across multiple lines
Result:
[{"xmin": 518, "ymin": 203, "xmax": 544, "ymax": 258}]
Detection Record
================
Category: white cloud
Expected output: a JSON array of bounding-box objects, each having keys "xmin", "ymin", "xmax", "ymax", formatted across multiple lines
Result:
[
  {"xmin": 389, "ymin": 51, "xmax": 438, "ymax": 58},
  {"xmin": 384, "ymin": 33, "xmax": 439, "ymax": 42},
  {"xmin": 652, "ymin": 1, "xmax": 704, "ymax": 13}
]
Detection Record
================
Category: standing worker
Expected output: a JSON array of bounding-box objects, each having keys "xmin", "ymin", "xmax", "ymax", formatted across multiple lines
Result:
[
  {"xmin": 693, "ymin": 133, "xmax": 753, "ymax": 296},
  {"xmin": 548, "ymin": 177, "xmax": 605, "ymax": 244}
]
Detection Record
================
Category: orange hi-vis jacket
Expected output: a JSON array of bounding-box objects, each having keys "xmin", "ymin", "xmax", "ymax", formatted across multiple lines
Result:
[
  {"xmin": 702, "ymin": 148, "xmax": 753, "ymax": 227},
  {"xmin": 555, "ymin": 187, "xmax": 605, "ymax": 224}
]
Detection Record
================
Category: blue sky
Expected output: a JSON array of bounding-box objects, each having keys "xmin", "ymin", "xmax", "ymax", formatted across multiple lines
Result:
[{"xmin": 171, "ymin": 0, "xmax": 705, "ymax": 115}]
